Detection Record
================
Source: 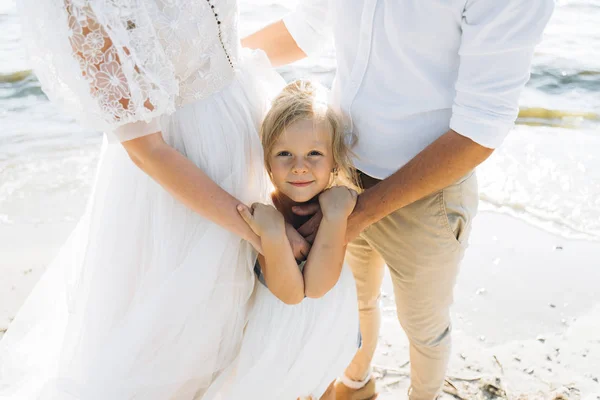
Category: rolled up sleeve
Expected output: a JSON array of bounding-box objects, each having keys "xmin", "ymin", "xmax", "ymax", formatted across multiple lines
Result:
[
  {"xmin": 283, "ymin": 0, "xmax": 334, "ymax": 57},
  {"xmin": 450, "ymin": 0, "xmax": 555, "ymax": 149}
]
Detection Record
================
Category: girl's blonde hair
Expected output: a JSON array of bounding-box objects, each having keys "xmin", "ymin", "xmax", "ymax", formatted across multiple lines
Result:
[{"xmin": 260, "ymin": 80, "xmax": 357, "ymax": 188}]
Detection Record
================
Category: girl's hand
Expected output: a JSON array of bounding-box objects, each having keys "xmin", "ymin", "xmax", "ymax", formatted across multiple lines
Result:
[
  {"xmin": 318, "ymin": 186, "xmax": 358, "ymax": 221},
  {"xmin": 237, "ymin": 203, "xmax": 285, "ymax": 237}
]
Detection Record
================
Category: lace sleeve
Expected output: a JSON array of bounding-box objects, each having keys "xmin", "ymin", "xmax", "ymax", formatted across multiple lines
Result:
[{"xmin": 18, "ymin": 0, "xmax": 179, "ymax": 141}]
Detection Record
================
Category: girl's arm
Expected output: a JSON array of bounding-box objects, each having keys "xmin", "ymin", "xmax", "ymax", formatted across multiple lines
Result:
[
  {"xmin": 237, "ymin": 204, "xmax": 305, "ymax": 304},
  {"xmin": 302, "ymin": 187, "xmax": 357, "ymax": 298}
]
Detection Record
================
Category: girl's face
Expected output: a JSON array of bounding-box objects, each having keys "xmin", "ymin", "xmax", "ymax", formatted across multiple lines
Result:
[{"xmin": 268, "ymin": 118, "xmax": 335, "ymax": 203}]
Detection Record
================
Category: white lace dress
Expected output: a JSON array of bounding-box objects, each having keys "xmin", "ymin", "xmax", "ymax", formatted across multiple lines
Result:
[{"xmin": 0, "ymin": 0, "xmax": 283, "ymax": 398}]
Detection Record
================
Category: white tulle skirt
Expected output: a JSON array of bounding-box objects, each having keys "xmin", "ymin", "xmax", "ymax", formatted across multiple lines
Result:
[
  {"xmin": 0, "ymin": 52, "xmax": 284, "ymax": 399},
  {"xmin": 204, "ymin": 265, "xmax": 360, "ymax": 400}
]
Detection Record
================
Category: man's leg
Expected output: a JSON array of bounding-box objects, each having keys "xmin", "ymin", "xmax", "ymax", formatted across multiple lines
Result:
[
  {"xmin": 364, "ymin": 173, "xmax": 478, "ymax": 400},
  {"xmin": 338, "ymin": 234, "xmax": 386, "ymax": 396}
]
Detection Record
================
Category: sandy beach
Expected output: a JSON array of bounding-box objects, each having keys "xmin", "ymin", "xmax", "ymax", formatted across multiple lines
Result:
[
  {"xmin": 1, "ymin": 211, "xmax": 599, "ymax": 399},
  {"xmin": 374, "ymin": 212, "xmax": 600, "ymax": 399}
]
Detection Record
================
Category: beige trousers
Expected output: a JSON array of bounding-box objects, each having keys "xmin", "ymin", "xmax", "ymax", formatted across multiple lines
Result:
[{"xmin": 344, "ymin": 172, "xmax": 479, "ymax": 400}]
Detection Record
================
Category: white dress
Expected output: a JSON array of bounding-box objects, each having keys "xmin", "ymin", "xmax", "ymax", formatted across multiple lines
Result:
[
  {"xmin": 0, "ymin": 0, "xmax": 284, "ymax": 398},
  {"xmin": 204, "ymin": 262, "xmax": 360, "ymax": 400}
]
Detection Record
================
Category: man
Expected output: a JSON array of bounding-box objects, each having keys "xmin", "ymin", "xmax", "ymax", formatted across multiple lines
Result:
[{"xmin": 243, "ymin": 1, "xmax": 554, "ymax": 399}]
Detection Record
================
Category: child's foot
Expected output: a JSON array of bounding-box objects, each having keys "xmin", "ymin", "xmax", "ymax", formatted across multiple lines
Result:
[{"xmin": 334, "ymin": 377, "xmax": 377, "ymax": 400}]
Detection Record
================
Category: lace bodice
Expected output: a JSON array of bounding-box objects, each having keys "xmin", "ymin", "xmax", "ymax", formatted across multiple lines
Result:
[
  {"xmin": 18, "ymin": 0, "xmax": 241, "ymax": 137},
  {"xmin": 144, "ymin": 0, "xmax": 240, "ymax": 105}
]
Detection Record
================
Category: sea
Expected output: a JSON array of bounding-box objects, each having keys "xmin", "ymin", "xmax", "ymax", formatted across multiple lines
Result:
[{"xmin": 1, "ymin": 0, "xmax": 599, "ymax": 240}]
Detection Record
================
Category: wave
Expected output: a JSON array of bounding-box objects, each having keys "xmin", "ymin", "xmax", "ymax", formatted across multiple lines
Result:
[
  {"xmin": 0, "ymin": 70, "xmax": 45, "ymax": 100},
  {"xmin": 529, "ymin": 68, "xmax": 600, "ymax": 95},
  {"xmin": 479, "ymin": 195, "xmax": 600, "ymax": 242},
  {"xmin": 518, "ymin": 107, "xmax": 598, "ymax": 120},
  {"xmin": 517, "ymin": 107, "xmax": 599, "ymax": 128},
  {"xmin": 0, "ymin": 70, "xmax": 33, "ymax": 83}
]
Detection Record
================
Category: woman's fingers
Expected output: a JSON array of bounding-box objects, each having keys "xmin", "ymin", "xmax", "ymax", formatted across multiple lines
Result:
[{"xmin": 237, "ymin": 204, "xmax": 256, "ymax": 229}]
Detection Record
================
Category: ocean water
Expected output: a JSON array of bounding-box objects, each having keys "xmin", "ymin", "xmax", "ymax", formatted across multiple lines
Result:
[{"xmin": 1, "ymin": 0, "xmax": 599, "ymax": 240}]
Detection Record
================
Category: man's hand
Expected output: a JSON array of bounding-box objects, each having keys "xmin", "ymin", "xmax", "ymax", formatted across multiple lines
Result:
[
  {"xmin": 294, "ymin": 191, "xmax": 370, "ymax": 245},
  {"xmin": 292, "ymin": 203, "xmax": 322, "ymax": 244},
  {"xmin": 285, "ymin": 223, "xmax": 311, "ymax": 261}
]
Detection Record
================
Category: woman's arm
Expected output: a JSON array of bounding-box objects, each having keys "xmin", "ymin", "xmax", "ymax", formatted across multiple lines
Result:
[
  {"xmin": 237, "ymin": 204, "xmax": 305, "ymax": 304},
  {"xmin": 59, "ymin": 3, "xmax": 260, "ymax": 246},
  {"xmin": 302, "ymin": 187, "xmax": 357, "ymax": 298},
  {"xmin": 123, "ymin": 133, "xmax": 262, "ymax": 251}
]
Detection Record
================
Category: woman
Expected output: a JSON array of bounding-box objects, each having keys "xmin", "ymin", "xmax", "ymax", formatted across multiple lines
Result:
[{"xmin": 0, "ymin": 0, "xmax": 288, "ymax": 398}]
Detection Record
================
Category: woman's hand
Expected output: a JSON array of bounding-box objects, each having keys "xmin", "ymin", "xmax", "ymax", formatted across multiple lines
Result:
[
  {"xmin": 237, "ymin": 204, "xmax": 311, "ymax": 258},
  {"xmin": 237, "ymin": 203, "xmax": 285, "ymax": 238},
  {"xmin": 319, "ymin": 186, "xmax": 358, "ymax": 221}
]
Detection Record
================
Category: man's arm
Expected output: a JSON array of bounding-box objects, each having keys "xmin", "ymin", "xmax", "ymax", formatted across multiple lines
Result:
[
  {"xmin": 293, "ymin": 0, "xmax": 553, "ymax": 242},
  {"xmin": 346, "ymin": 130, "xmax": 492, "ymax": 242},
  {"xmin": 242, "ymin": 20, "xmax": 306, "ymax": 67},
  {"xmin": 347, "ymin": 0, "xmax": 554, "ymax": 242},
  {"xmin": 295, "ymin": 131, "xmax": 492, "ymax": 243}
]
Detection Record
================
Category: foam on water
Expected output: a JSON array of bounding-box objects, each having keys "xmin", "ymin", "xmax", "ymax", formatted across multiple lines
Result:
[{"xmin": 479, "ymin": 125, "xmax": 600, "ymax": 240}]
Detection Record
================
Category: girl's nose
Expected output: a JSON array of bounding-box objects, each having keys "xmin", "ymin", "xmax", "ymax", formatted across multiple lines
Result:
[{"xmin": 292, "ymin": 159, "xmax": 308, "ymax": 174}]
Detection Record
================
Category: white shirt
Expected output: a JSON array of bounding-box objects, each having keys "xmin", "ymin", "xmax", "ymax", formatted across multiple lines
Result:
[{"xmin": 284, "ymin": 0, "xmax": 555, "ymax": 179}]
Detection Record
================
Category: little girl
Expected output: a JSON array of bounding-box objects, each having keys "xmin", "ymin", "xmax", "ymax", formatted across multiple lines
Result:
[{"xmin": 204, "ymin": 80, "xmax": 360, "ymax": 400}]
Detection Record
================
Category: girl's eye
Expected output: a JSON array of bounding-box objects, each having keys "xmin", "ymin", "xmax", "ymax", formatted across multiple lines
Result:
[
  {"xmin": 276, "ymin": 151, "xmax": 291, "ymax": 157},
  {"xmin": 308, "ymin": 151, "xmax": 323, "ymax": 156}
]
